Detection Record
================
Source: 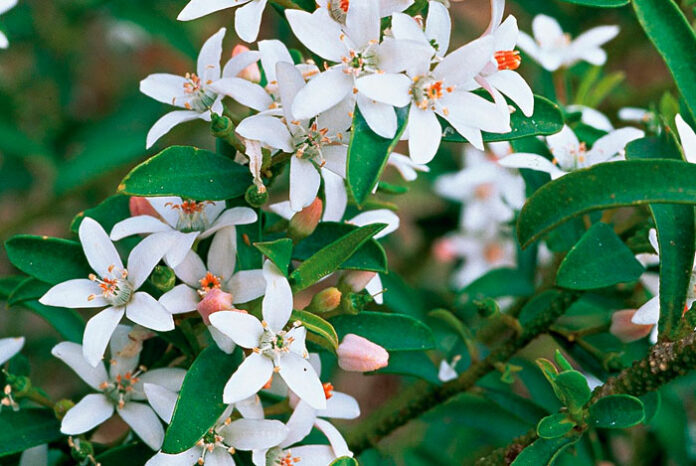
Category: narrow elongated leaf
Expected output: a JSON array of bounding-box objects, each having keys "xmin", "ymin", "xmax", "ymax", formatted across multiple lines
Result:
[
  {"xmin": 511, "ymin": 435, "xmax": 580, "ymax": 465},
  {"xmin": 7, "ymin": 278, "xmax": 50, "ymax": 306},
  {"xmin": 441, "ymin": 95, "xmax": 563, "ymax": 143},
  {"xmin": 95, "ymin": 442, "xmax": 153, "ymax": 466},
  {"xmin": 290, "ymin": 223, "xmax": 386, "ymax": 291},
  {"xmin": 556, "ymin": 222, "xmax": 644, "ymax": 289},
  {"xmin": 255, "ymin": 238, "xmax": 293, "ymax": 276},
  {"xmin": 558, "ymin": 0, "xmax": 628, "ymax": 6},
  {"xmin": 291, "ymin": 310, "xmax": 339, "ymax": 352},
  {"xmin": 517, "ymin": 160, "xmax": 696, "ymax": 247},
  {"xmin": 0, "ymin": 409, "xmax": 63, "ymax": 457},
  {"xmin": 163, "ymin": 346, "xmax": 242, "ymax": 453},
  {"xmin": 330, "ymin": 312, "xmax": 434, "ymax": 351},
  {"xmin": 347, "ymin": 106, "xmax": 409, "ymax": 206},
  {"xmin": 118, "ymin": 146, "xmax": 252, "ymax": 200},
  {"xmin": 293, "ymin": 223, "xmax": 388, "ymax": 273},
  {"xmin": 589, "ymin": 394, "xmax": 645, "ymax": 428},
  {"xmin": 5, "ymin": 236, "xmax": 91, "ymax": 284},
  {"xmin": 633, "ymin": 0, "xmax": 696, "ymax": 121}
]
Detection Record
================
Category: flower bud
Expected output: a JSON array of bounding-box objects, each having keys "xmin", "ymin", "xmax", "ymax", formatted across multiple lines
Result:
[
  {"xmin": 433, "ymin": 238, "xmax": 457, "ymax": 263},
  {"xmin": 129, "ymin": 196, "xmax": 159, "ymax": 218},
  {"xmin": 337, "ymin": 334, "xmax": 389, "ymax": 372},
  {"xmin": 289, "ymin": 198, "xmax": 323, "ymax": 242},
  {"xmin": 197, "ymin": 288, "xmax": 234, "ymax": 324},
  {"xmin": 232, "ymin": 44, "xmax": 261, "ymax": 82},
  {"xmin": 610, "ymin": 309, "xmax": 654, "ymax": 343},
  {"xmin": 69, "ymin": 437, "xmax": 94, "ymax": 462},
  {"xmin": 306, "ymin": 287, "xmax": 342, "ymax": 313},
  {"xmin": 149, "ymin": 265, "xmax": 176, "ymax": 293},
  {"xmin": 8, "ymin": 375, "xmax": 31, "ymax": 396},
  {"xmin": 475, "ymin": 298, "xmax": 500, "ymax": 318},
  {"xmin": 342, "ymin": 271, "xmax": 376, "ymax": 292},
  {"xmin": 54, "ymin": 399, "xmax": 75, "ymax": 420},
  {"xmin": 245, "ymin": 184, "xmax": 268, "ymax": 207}
]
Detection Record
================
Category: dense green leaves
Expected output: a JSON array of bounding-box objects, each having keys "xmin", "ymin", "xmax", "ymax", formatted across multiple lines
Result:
[
  {"xmin": 330, "ymin": 457, "xmax": 359, "ymax": 466},
  {"xmin": 255, "ymin": 238, "xmax": 293, "ymax": 276},
  {"xmin": 291, "ymin": 310, "xmax": 339, "ymax": 352},
  {"xmin": 589, "ymin": 395, "xmax": 645, "ymax": 428},
  {"xmin": 347, "ymin": 106, "xmax": 408, "ymax": 206},
  {"xmin": 71, "ymin": 195, "xmax": 132, "ymax": 234},
  {"xmin": 5, "ymin": 236, "xmax": 91, "ymax": 284},
  {"xmin": 556, "ymin": 222, "xmax": 644, "ymax": 289},
  {"xmin": 633, "ymin": 0, "xmax": 696, "ymax": 122},
  {"xmin": 537, "ymin": 413, "xmax": 575, "ymax": 439},
  {"xmin": 511, "ymin": 435, "xmax": 580, "ymax": 466},
  {"xmin": 7, "ymin": 278, "xmax": 49, "ymax": 306},
  {"xmin": 290, "ymin": 223, "xmax": 386, "ymax": 290},
  {"xmin": 330, "ymin": 312, "xmax": 434, "ymax": 351},
  {"xmin": 118, "ymin": 146, "xmax": 252, "ymax": 200},
  {"xmin": 553, "ymin": 371, "xmax": 591, "ymax": 413},
  {"xmin": 517, "ymin": 160, "xmax": 696, "ymax": 247},
  {"xmin": 293, "ymin": 223, "xmax": 388, "ymax": 273},
  {"xmin": 95, "ymin": 442, "xmax": 154, "ymax": 466},
  {"xmin": 442, "ymin": 95, "xmax": 563, "ymax": 143},
  {"xmin": 558, "ymin": 0, "xmax": 628, "ymax": 6},
  {"xmin": 21, "ymin": 301, "xmax": 85, "ymax": 343},
  {"xmin": 163, "ymin": 346, "xmax": 242, "ymax": 454},
  {"xmin": 374, "ymin": 350, "xmax": 440, "ymax": 384},
  {"xmin": 457, "ymin": 268, "xmax": 534, "ymax": 307},
  {"xmin": 0, "ymin": 409, "xmax": 63, "ymax": 457}
]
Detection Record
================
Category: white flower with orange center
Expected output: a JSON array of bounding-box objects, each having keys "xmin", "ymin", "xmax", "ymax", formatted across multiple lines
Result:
[
  {"xmin": 40, "ymin": 218, "xmax": 176, "ymax": 366},
  {"xmin": 517, "ymin": 14, "xmax": 619, "ymax": 72},
  {"xmin": 0, "ymin": 0, "xmax": 17, "ymax": 49},
  {"xmin": 498, "ymin": 124, "xmax": 644, "ymax": 179},
  {"xmin": 440, "ymin": 233, "xmax": 517, "ymax": 289},
  {"xmin": 178, "ymin": 0, "xmax": 268, "ymax": 43},
  {"xmin": 317, "ymin": 0, "xmax": 413, "ymax": 24},
  {"xmin": 111, "ymin": 196, "xmax": 257, "ymax": 268},
  {"xmin": 52, "ymin": 326, "xmax": 186, "ymax": 450}
]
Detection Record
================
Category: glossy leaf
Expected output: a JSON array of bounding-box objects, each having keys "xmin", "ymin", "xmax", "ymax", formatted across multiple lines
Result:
[
  {"xmin": 556, "ymin": 222, "xmax": 644, "ymax": 289},
  {"xmin": 5, "ymin": 235, "xmax": 91, "ymax": 284},
  {"xmin": 457, "ymin": 268, "xmax": 534, "ymax": 308},
  {"xmin": 330, "ymin": 312, "xmax": 434, "ymax": 351},
  {"xmin": 633, "ymin": 0, "xmax": 696, "ymax": 122},
  {"xmin": 441, "ymin": 95, "xmax": 563, "ymax": 143},
  {"xmin": 373, "ymin": 350, "xmax": 440, "ymax": 384},
  {"xmin": 95, "ymin": 442, "xmax": 153, "ymax": 466},
  {"xmin": 7, "ymin": 278, "xmax": 49, "ymax": 306},
  {"xmin": 118, "ymin": 145, "xmax": 252, "ymax": 201},
  {"xmin": 589, "ymin": 394, "xmax": 645, "ymax": 429},
  {"xmin": 255, "ymin": 238, "xmax": 293, "ymax": 276},
  {"xmin": 517, "ymin": 160, "xmax": 696, "ymax": 247},
  {"xmin": 21, "ymin": 301, "xmax": 85, "ymax": 343},
  {"xmin": 293, "ymin": 223, "xmax": 388, "ymax": 273},
  {"xmin": 71, "ymin": 195, "xmax": 132, "ymax": 234},
  {"xmin": 330, "ymin": 457, "xmax": 359, "ymax": 466},
  {"xmin": 511, "ymin": 435, "xmax": 580, "ymax": 466},
  {"xmin": 163, "ymin": 346, "xmax": 242, "ymax": 453},
  {"xmin": 553, "ymin": 371, "xmax": 591, "ymax": 413},
  {"xmin": 0, "ymin": 409, "xmax": 63, "ymax": 457},
  {"xmin": 291, "ymin": 310, "xmax": 339, "ymax": 352},
  {"xmin": 347, "ymin": 105, "xmax": 408, "ymax": 206},
  {"xmin": 558, "ymin": 0, "xmax": 628, "ymax": 6},
  {"xmin": 537, "ymin": 413, "xmax": 576, "ymax": 439},
  {"xmin": 290, "ymin": 223, "xmax": 386, "ymax": 291}
]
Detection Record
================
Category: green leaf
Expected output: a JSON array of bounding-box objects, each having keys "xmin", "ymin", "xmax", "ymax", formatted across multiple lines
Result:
[
  {"xmin": 291, "ymin": 310, "xmax": 339, "ymax": 352},
  {"xmin": 0, "ymin": 408, "xmax": 63, "ymax": 457},
  {"xmin": 558, "ymin": 0, "xmax": 628, "ymax": 7},
  {"xmin": 118, "ymin": 146, "xmax": 252, "ymax": 201},
  {"xmin": 554, "ymin": 350, "xmax": 574, "ymax": 372},
  {"xmin": 511, "ymin": 435, "xmax": 580, "ymax": 466},
  {"xmin": 633, "ymin": 0, "xmax": 696, "ymax": 122},
  {"xmin": 347, "ymin": 105, "xmax": 408, "ymax": 206},
  {"xmin": 330, "ymin": 457, "xmax": 359, "ymax": 466},
  {"xmin": 640, "ymin": 391, "xmax": 661, "ymax": 423},
  {"xmin": 441, "ymin": 95, "xmax": 563, "ymax": 143},
  {"xmin": 537, "ymin": 413, "xmax": 576, "ymax": 439},
  {"xmin": 254, "ymin": 238, "xmax": 293, "ymax": 276},
  {"xmin": 588, "ymin": 394, "xmax": 645, "ymax": 428},
  {"xmin": 5, "ymin": 235, "xmax": 91, "ymax": 284},
  {"xmin": 330, "ymin": 312, "xmax": 434, "ymax": 351},
  {"xmin": 556, "ymin": 222, "xmax": 644, "ymax": 289},
  {"xmin": 536, "ymin": 358, "xmax": 559, "ymax": 384},
  {"xmin": 0, "ymin": 276, "xmax": 25, "ymax": 299},
  {"xmin": 70, "ymin": 195, "xmax": 132, "ymax": 234},
  {"xmin": 457, "ymin": 268, "xmax": 534, "ymax": 308},
  {"xmin": 373, "ymin": 350, "xmax": 440, "ymax": 384},
  {"xmin": 553, "ymin": 371, "xmax": 591, "ymax": 413},
  {"xmin": 293, "ymin": 223, "xmax": 388, "ymax": 273},
  {"xmin": 95, "ymin": 442, "xmax": 154, "ymax": 466},
  {"xmin": 7, "ymin": 278, "xmax": 49, "ymax": 306},
  {"xmin": 516, "ymin": 160, "xmax": 696, "ymax": 248},
  {"xmin": 290, "ymin": 223, "xmax": 386, "ymax": 291},
  {"xmin": 163, "ymin": 346, "xmax": 242, "ymax": 453},
  {"xmin": 20, "ymin": 301, "xmax": 85, "ymax": 343}
]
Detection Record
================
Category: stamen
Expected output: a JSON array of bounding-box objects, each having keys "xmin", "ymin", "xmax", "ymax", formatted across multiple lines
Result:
[{"xmin": 494, "ymin": 50, "xmax": 521, "ymax": 71}]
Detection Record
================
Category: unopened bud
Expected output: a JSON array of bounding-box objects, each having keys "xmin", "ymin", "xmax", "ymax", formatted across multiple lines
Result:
[
  {"xmin": 8, "ymin": 375, "xmax": 31, "ymax": 396},
  {"xmin": 129, "ymin": 196, "xmax": 159, "ymax": 218},
  {"xmin": 610, "ymin": 309, "xmax": 653, "ymax": 343},
  {"xmin": 211, "ymin": 113, "xmax": 234, "ymax": 138},
  {"xmin": 232, "ymin": 44, "xmax": 262, "ymax": 82},
  {"xmin": 337, "ymin": 334, "xmax": 389, "ymax": 372},
  {"xmin": 474, "ymin": 298, "xmax": 499, "ymax": 318},
  {"xmin": 245, "ymin": 184, "xmax": 268, "ymax": 207},
  {"xmin": 306, "ymin": 288, "xmax": 342, "ymax": 313},
  {"xmin": 149, "ymin": 265, "xmax": 176, "ymax": 293},
  {"xmin": 54, "ymin": 399, "xmax": 75, "ymax": 420},
  {"xmin": 342, "ymin": 271, "xmax": 376, "ymax": 292},
  {"xmin": 197, "ymin": 288, "xmax": 234, "ymax": 325},
  {"xmin": 433, "ymin": 238, "xmax": 457, "ymax": 263},
  {"xmin": 289, "ymin": 198, "xmax": 323, "ymax": 242},
  {"xmin": 69, "ymin": 436, "xmax": 94, "ymax": 462}
]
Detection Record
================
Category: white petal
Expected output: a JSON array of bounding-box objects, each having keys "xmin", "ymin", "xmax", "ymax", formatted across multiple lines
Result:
[
  {"xmin": 345, "ymin": 0, "xmax": 380, "ymax": 49},
  {"xmin": 202, "ymin": 207, "xmax": 258, "ymax": 238},
  {"xmin": 207, "ymin": 448, "xmax": 236, "ymax": 466},
  {"xmin": 571, "ymin": 25, "xmax": 619, "ymax": 51},
  {"xmin": 292, "ymin": 69, "xmax": 354, "ymax": 121},
  {"xmin": 486, "ymin": 0, "xmax": 505, "ymax": 33},
  {"xmin": 40, "ymin": 279, "xmax": 108, "ymax": 309},
  {"xmin": 126, "ymin": 292, "xmax": 175, "ymax": 332},
  {"xmin": 269, "ymin": 201, "xmax": 294, "ymax": 220},
  {"xmin": 178, "ymin": 0, "xmax": 246, "ymax": 20},
  {"xmin": 209, "ymin": 77, "xmax": 272, "ymax": 111},
  {"xmin": 128, "ymin": 233, "xmax": 177, "ymax": 289},
  {"xmin": 197, "ymin": 28, "xmax": 225, "ymax": 83},
  {"xmin": 144, "ymin": 383, "xmax": 179, "ymax": 423},
  {"xmin": 315, "ymin": 418, "xmax": 351, "ymax": 458},
  {"xmin": 109, "ymin": 325, "xmax": 141, "ymax": 379},
  {"xmin": 227, "ymin": 270, "xmax": 266, "ymax": 304},
  {"xmin": 632, "ymin": 296, "xmax": 660, "ymax": 325},
  {"xmin": 356, "ymin": 73, "xmax": 411, "ymax": 107},
  {"xmin": 146, "ymin": 448, "xmax": 201, "ymax": 466},
  {"xmin": 173, "ymin": 250, "xmax": 207, "ymax": 288},
  {"xmin": 83, "ymin": 307, "xmax": 125, "ymax": 367},
  {"xmin": 119, "ymin": 402, "xmax": 165, "ymax": 450},
  {"xmin": 494, "ymin": 15, "xmax": 519, "ymax": 51},
  {"xmin": 676, "ymin": 114, "xmax": 696, "ymax": 164},
  {"xmin": 281, "ymin": 401, "xmax": 316, "ymax": 448},
  {"xmin": 390, "ymin": 13, "xmax": 427, "ymax": 44},
  {"xmin": 0, "ymin": 31, "xmax": 7, "ymax": 49},
  {"xmin": 209, "ymin": 311, "xmax": 265, "ymax": 348},
  {"xmin": 277, "ymin": 61, "xmax": 308, "ymax": 123},
  {"xmin": 365, "ymin": 274, "xmax": 383, "ymax": 304},
  {"xmin": 235, "ymin": 0, "xmax": 267, "ymax": 43},
  {"xmin": 208, "ymin": 227, "xmax": 238, "ymax": 280},
  {"xmin": 425, "ymin": 0, "xmax": 451, "ymax": 56},
  {"xmin": 110, "ymin": 216, "xmax": 172, "ymax": 241},
  {"xmin": 262, "ymin": 261, "xmax": 293, "ymax": 332},
  {"xmin": 160, "ymin": 284, "xmax": 200, "ymax": 315},
  {"xmin": 357, "ymin": 94, "xmax": 397, "ymax": 139},
  {"xmin": 259, "ymin": 39, "xmax": 293, "ymax": 83},
  {"xmin": 434, "ymin": 36, "xmax": 495, "ymax": 85},
  {"xmin": 61, "ymin": 394, "xmax": 114, "ymax": 434},
  {"xmin": 374, "ymin": 37, "xmax": 433, "ymax": 76},
  {"xmin": 165, "ymin": 232, "xmax": 201, "ymax": 268},
  {"xmin": 546, "ymin": 125, "xmax": 580, "ymax": 169},
  {"xmin": 321, "ymin": 168, "xmax": 348, "ymax": 222},
  {"xmin": 51, "ymin": 341, "xmax": 108, "ymax": 390},
  {"xmin": 407, "ymin": 105, "xmax": 441, "ymax": 164},
  {"xmin": 321, "ymin": 144, "xmax": 348, "ymax": 178},
  {"xmin": 222, "ymin": 49, "xmax": 262, "ymax": 78},
  {"xmin": 286, "ymin": 445, "xmax": 336, "ymax": 465},
  {"xmin": 146, "ymin": 111, "xmax": 203, "ymax": 149},
  {"xmin": 379, "ymin": 0, "xmax": 412, "ymax": 16},
  {"xmin": 320, "ymin": 391, "xmax": 360, "ymax": 419},
  {"xmin": 388, "ymin": 152, "xmax": 429, "ymax": 181},
  {"xmin": 19, "ymin": 445, "xmax": 47, "ymax": 466},
  {"xmin": 349, "ymin": 209, "xmax": 399, "ymax": 239},
  {"xmin": 209, "ymin": 326, "xmax": 237, "ymax": 354},
  {"xmin": 236, "ymin": 115, "xmax": 294, "ymax": 152},
  {"xmin": 588, "ymin": 127, "xmax": 644, "ymax": 165},
  {"xmin": 486, "ymin": 70, "xmax": 534, "ymax": 117},
  {"xmin": 0, "ymin": 0, "xmax": 17, "ymax": 16},
  {"xmin": 223, "ymin": 419, "xmax": 288, "ymax": 450},
  {"xmin": 290, "ymin": 157, "xmax": 321, "ymax": 212},
  {"xmin": 235, "ymin": 395, "xmax": 264, "ymax": 419},
  {"xmin": 140, "ymin": 74, "xmax": 189, "ymax": 107},
  {"xmin": 532, "ymin": 15, "xmax": 564, "ymax": 48},
  {"xmin": 0, "ymin": 337, "xmax": 24, "ymax": 366},
  {"xmin": 79, "ymin": 218, "xmax": 123, "ymax": 278},
  {"xmin": 279, "ymin": 353, "xmax": 326, "ymax": 410},
  {"xmin": 223, "ymin": 353, "xmax": 273, "ymax": 403},
  {"xmin": 285, "ymin": 9, "xmax": 345, "ymax": 62},
  {"xmin": 498, "ymin": 153, "xmax": 564, "ymax": 178},
  {"xmin": 137, "ymin": 368, "xmax": 187, "ymax": 397},
  {"xmin": 439, "ymin": 90, "xmax": 510, "ymax": 134}
]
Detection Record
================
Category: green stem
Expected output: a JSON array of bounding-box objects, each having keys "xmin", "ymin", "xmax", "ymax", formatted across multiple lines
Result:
[
  {"xmin": 21, "ymin": 389, "xmax": 55, "ymax": 409},
  {"xmin": 269, "ymin": 0, "xmax": 303, "ymax": 9}
]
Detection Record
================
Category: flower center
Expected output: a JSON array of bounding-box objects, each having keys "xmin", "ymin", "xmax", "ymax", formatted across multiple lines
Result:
[
  {"xmin": 100, "ymin": 367, "xmax": 144, "ymax": 409},
  {"xmin": 327, "ymin": 0, "xmax": 349, "ymax": 22},
  {"xmin": 340, "ymin": 41, "xmax": 379, "ymax": 77},
  {"xmin": 196, "ymin": 422, "xmax": 236, "ymax": 464},
  {"xmin": 323, "ymin": 382, "xmax": 334, "ymax": 400},
  {"xmin": 268, "ymin": 448, "xmax": 301, "ymax": 466},
  {"xmin": 176, "ymin": 73, "xmax": 217, "ymax": 111},
  {"xmin": 166, "ymin": 200, "xmax": 212, "ymax": 232},
  {"xmin": 199, "ymin": 272, "xmax": 223, "ymax": 295},
  {"xmin": 494, "ymin": 50, "xmax": 521, "ymax": 71},
  {"xmin": 552, "ymin": 142, "xmax": 587, "ymax": 170},
  {"xmin": 292, "ymin": 121, "xmax": 332, "ymax": 162},
  {"xmin": 474, "ymin": 183, "xmax": 495, "ymax": 200},
  {"xmin": 411, "ymin": 75, "xmax": 453, "ymax": 111},
  {"xmin": 88, "ymin": 265, "xmax": 133, "ymax": 306},
  {"xmin": 484, "ymin": 243, "xmax": 505, "ymax": 264},
  {"xmin": 256, "ymin": 322, "xmax": 297, "ymax": 363}
]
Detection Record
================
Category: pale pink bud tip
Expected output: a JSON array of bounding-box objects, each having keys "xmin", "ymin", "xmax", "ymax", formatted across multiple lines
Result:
[
  {"xmin": 129, "ymin": 197, "xmax": 159, "ymax": 218},
  {"xmin": 433, "ymin": 238, "xmax": 457, "ymax": 263},
  {"xmin": 232, "ymin": 44, "xmax": 261, "ymax": 83},
  {"xmin": 197, "ymin": 288, "xmax": 234, "ymax": 325},
  {"xmin": 337, "ymin": 334, "xmax": 389, "ymax": 372},
  {"xmin": 343, "ymin": 271, "xmax": 377, "ymax": 292},
  {"xmin": 289, "ymin": 197, "xmax": 323, "ymax": 241},
  {"xmin": 610, "ymin": 309, "xmax": 654, "ymax": 343}
]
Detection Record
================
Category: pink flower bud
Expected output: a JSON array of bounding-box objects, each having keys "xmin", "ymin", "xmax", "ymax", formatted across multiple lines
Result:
[
  {"xmin": 289, "ymin": 197, "xmax": 323, "ymax": 241},
  {"xmin": 610, "ymin": 309, "xmax": 654, "ymax": 343},
  {"xmin": 232, "ymin": 44, "xmax": 261, "ymax": 83},
  {"xmin": 337, "ymin": 334, "xmax": 389, "ymax": 372},
  {"xmin": 197, "ymin": 288, "xmax": 234, "ymax": 324},
  {"xmin": 129, "ymin": 196, "xmax": 159, "ymax": 218},
  {"xmin": 433, "ymin": 238, "xmax": 457, "ymax": 263},
  {"xmin": 306, "ymin": 287, "xmax": 342, "ymax": 313},
  {"xmin": 342, "ymin": 271, "xmax": 376, "ymax": 292}
]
